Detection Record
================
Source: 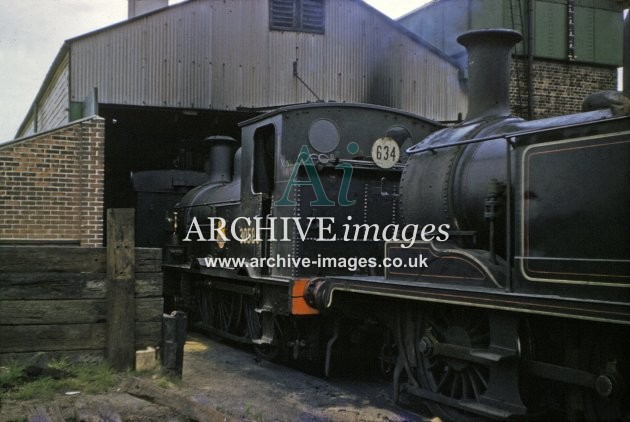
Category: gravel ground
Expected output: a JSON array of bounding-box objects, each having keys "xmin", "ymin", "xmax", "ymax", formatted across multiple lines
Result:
[
  {"xmin": 179, "ymin": 333, "xmax": 430, "ymax": 421},
  {"xmin": 0, "ymin": 333, "xmax": 433, "ymax": 421}
]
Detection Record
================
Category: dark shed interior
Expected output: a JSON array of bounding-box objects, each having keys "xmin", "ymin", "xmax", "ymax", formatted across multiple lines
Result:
[{"xmin": 99, "ymin": 105, "xmax": 258, "ymax": 245}]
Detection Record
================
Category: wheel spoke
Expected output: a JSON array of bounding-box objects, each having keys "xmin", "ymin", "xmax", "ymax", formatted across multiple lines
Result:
[
  {"xmin": 461, "ymin": 370, "xmax": 469, "ymax": 399},
  {"xmin": 472, "ymin": 365, "xmax": 488, "ymax": 389},
  {"xmin": 450, "ymin": 372, "xmax": 459, "ymax": 398},
  {"xmin": 403, "ymin": 307, "xmax": 493, "ymax": 420},
  {"xmin": 219, "ymin": 302, "xmax": 228, "ymax": 330},
  {"xmin": 437, "ymin": 367, "xmax": 452, "ymax": 392},
  {"xmin": 466, "ymin": 370, "xmax": 479, "ymax": 400}
]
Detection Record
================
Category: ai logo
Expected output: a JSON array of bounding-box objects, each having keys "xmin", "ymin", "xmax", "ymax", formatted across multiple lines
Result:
[{"xmin": 274, "ymin": 143, "xmax": 359, "ymax": 207}]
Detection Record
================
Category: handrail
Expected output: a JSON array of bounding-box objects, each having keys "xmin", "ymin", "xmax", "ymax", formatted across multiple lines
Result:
[{"xmin": 406, "ymin": 112, "xmax": 625, "ymax": 155}]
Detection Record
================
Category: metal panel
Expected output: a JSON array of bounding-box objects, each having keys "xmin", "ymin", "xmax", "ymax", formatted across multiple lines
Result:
[
  {"xmin": 407, "ymin": 0, "xmax": 472, "ymax": 57},
  {"xmin": 69, "ymin": 0, "xmax": 466, "ymax": 121},
  {"xmin": 446, "ymin": 1, "xmax": 472, "ymax": 55},
  {"xmin": 470, "ymin": 0, "xmax": 504, "ymax": 29},
  {"xmin": 419, "ymin": 2, "xmax": 446, "ymax": 52},
  {"xmin": 593, "ymin": 8, "xmax": 623, "ymax": 65},
  {"xmin": 575, "ymin": 5, "xmax": 595, "ymax": 62},
  {"xmin": 543, "ymin": 0, "xmax": 623, "ymax": 9},
  {"xmin": 576, "ymin": 0, "xmax": 625, "ymax": 10},
  {"xmin": 573, "ymin": 3, "xmax": 624, "ymax": 66},
  {"xmin": 399, "ymin": 0, "xmax": 622, "ymax": 66},
  {"xmin": 534, "ymin": 1, "xmax": 567, "ymax": 59},
  {"xmin": 503, "ymin": 0, "xmax": 527, "ymax": 55},
  {"xmin": 18, "ymin": 116, "xmax": 36, "ymax": 138},
  {"xmin": 37, "ymin": 54, "xmax": 70, "ymax": 133},
  {"xmin": 71, "ymin": 1, "xmax": 216, "ymax": 109}
]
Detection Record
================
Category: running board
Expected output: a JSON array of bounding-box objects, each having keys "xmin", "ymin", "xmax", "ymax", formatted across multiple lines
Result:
[{"xmin": 403, "ymin": 384, "xmax": 519, "ymax": 420}]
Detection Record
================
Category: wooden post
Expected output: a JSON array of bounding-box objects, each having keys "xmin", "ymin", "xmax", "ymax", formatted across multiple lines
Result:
[{"xmin": 106, "ymin": 208, "xmax": 135, "ymax": 371}]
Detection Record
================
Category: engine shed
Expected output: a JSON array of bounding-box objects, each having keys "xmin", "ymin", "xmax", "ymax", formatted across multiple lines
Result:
[{"xmin": 1, "ymin": 0, "xmax": 467, "ymax": 247}]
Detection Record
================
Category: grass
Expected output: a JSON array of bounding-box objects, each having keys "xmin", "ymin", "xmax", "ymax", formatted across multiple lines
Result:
[
  {"xmin": 9, "ymin": 377, "xmax": 58, "ymax": 401},
  {"xmin": 0, "ymin": 358, "xmax": 120, "ymax": 401},
  {"xmin": 153, "ymin": 368, "xmax": 183, "ymax": 390},
  {"xmin": 155, "ymin": 376, "xmax": 176, "ymax": 389},
  {"xmin": 0, "ymin": 363, "xmax": 25, "ymax": 389}
]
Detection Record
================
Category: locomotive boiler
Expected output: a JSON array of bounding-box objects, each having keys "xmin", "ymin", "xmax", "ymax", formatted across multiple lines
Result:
[{"xmin": 163, "ymin": 19, "xmax": 630, "ymax": 421}]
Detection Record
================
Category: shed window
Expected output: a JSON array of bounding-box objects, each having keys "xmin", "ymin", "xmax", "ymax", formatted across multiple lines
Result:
[{"xmin": 270, "ymin": 0, "xmax": 325, "ymax": 34}]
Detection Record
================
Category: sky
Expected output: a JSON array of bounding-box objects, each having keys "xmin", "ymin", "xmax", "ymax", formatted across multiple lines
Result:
[{"xmin": 0, "ymin": 0, "xmax": 430, "ymax": 143}]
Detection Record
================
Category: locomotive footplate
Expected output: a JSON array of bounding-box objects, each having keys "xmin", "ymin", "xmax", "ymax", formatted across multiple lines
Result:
[{"xmin": 305, "ymin": 275, "xmax": 630, "ymax": 326}]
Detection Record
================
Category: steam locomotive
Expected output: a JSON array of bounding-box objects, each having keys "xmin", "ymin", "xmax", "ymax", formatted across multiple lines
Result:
[{"xmin": 163, "ymin": 23, "xmax": 630, "ymax": 421}]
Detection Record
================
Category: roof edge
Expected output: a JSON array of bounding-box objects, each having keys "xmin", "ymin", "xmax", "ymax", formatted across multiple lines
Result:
[
  {"xmin": 66, "ymin": 0, "xmax": 459, "ymax": 69},
  {"xmin": 238, "ymin": 101, "xmax": 442, "ymax": 128},
  {"xmin": 66, "ymin": 0, "xmax": 461, "ymax": 70},
  {"xmin": 14, "ymin": 0, "xmax": 194, "ymax": 139},
  {"xmin": 66, "ymin": 0, "xmax": 194, "ymax": 44},
  {"xmin": 13, "ymin": 0, "xmax": 461, "ymax": 140},
  {"xmin": 357, "ymin": 0, "xmax": 461, "ymax": 68},
  {"xmin": 14, "ymin": 43, "xmax": 71, "ymax": 139},
  {"xmin": 396, "ymin": 1, "xmax": 438, "ymax": 22},
  {"xmin": 4, "ymin": 115, "xmax": 104, "ymax": 148}
]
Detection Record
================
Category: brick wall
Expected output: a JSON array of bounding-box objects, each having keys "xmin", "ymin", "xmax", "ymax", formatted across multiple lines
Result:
[
  {"xmin": 0, "ymin": 116, "xmax": 105, "ymax": 247},
  {"xmin": 509, "ymin": 57, "xmax": 618, "ymax": 119}
]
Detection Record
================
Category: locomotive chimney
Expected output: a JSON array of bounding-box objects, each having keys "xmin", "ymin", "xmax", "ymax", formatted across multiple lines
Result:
[
  {"xmin": 204, "ymin": 136, "xmax": 238, "ymax": 184},
  {"xmin": 457, "ymin": 29, "xmax": 523, "ymax": 121}
]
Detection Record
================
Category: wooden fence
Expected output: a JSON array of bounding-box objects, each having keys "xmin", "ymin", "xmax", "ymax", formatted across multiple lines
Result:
[{"xmin": 0, "ymin": 246, "xmax": 163, "ymax": 365}]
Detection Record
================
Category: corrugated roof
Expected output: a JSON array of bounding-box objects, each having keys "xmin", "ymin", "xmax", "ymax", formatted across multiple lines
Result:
[{"xmin": 18, "ymin": 0, "xmax": 470, "ymax": 134}]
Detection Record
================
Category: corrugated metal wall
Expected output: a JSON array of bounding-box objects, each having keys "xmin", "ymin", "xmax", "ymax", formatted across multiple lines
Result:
[
  {"xmin": 38, "ymin": 55, "xmax": 70, "ymax": 132},
  {"xmin": 69, "ymin": 0, "xmax": 466, "ymax": 121},
  {"xmin": 19, "ymin": 116, "xmax": 36, "ymax": 138},
  {"xmin": 399, "ymin": 0, "xmax": 623, "ymax": 65},
  {"xmin": 19, "ymin": 53, "xmax": 70, "ymax": 138}
]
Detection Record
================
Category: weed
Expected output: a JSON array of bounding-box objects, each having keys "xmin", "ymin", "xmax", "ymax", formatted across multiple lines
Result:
[
  {"xmin": 9, "ymin": 377, "xmax": 57, "ymax": 401},
  {"xmin": 152, "ymin": 369, "xmax": 182, "ymax": 389},
  {"xmin": 0, "ymin": 364, "xmax": 26, "ymax": 390},
  {"xmin": 0, "ymin": 360, "xmax": 119, "ymax": 400},
  {"xmin": 66, "ymin": 362, "xmax": 119, "ymax": 394},
  {"xmin": 47, "ymin": 357, "xmax": 72, "ymax": 371},
  {"xmin": 4, "ymin": 417, "xmax": 27, "ymax": 422}
]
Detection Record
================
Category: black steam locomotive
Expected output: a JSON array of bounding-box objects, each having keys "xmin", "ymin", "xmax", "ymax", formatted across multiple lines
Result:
[{"xmin": 163, "ymin": 23, "xmax": 630, "ymax": 421}]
